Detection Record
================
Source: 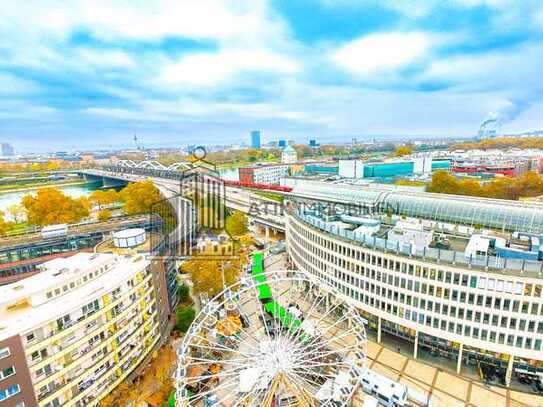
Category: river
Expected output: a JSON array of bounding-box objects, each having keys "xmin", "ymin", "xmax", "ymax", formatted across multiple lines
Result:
[
  {"xmin": 0, "ymin": 182, "xmax": 104, "ymax": 213},
  {"xmin": 0, "ymin": 168, "xmax": 240, "ymax": 214}
]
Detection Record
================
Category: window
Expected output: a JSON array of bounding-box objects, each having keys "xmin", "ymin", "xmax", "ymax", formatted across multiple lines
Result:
[
  {"xmin": 0, "ymin": 347, "xmax": 9, "ymax": 360},
  {"xmin": 26, "ymin": 333, "xmax": 35, "ymax": 343},
  {"xmin": 0, "ymin": 384, "xmax": 20, "ymax": 401},
  {"xmin": 0, "ymin": 366, "xmax": 15, "ymax": 381}
]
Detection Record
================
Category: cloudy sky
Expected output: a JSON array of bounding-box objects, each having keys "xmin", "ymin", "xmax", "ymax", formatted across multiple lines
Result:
[{"xmin": 1, "ymin": 0, "xmax": 543, "ymax": 151}]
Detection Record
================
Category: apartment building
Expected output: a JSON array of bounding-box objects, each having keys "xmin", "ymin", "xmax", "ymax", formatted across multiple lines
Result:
[
  {"xmin": 0, "ymin": 252, "xmax": 168, "ymax": 407},
  {"xmin": 238, "ymin": 164, "xmax": 290, "ymax": 185}
]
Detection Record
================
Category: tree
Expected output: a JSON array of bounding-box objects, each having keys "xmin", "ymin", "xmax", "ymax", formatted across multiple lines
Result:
[
  {"xmin": 426, "ymin": 170, "xmax": 459, "ymax": 194},
  {"xmin": 175, "ymin": 306, "xmax": 196, "ymax": 333},
  {"xmin": 90, "ymin": 189, "xmax": 119, "ymax": 210},
  {"xmin": 225, "ymin": 210, "xmax": 247, "ymax": 236},
  {"xmin": 97, "ymin": 209, "xmax": 112, "ymax": 222},
  {"xmin": 394, "ymin": 146, "xmax": 413, "ymax": 157},
  {"xmin": 7, "ymin": 204, "xmax": 25, "ymax": 223},
  {"xmin": 239, "ymin": 234, "xmax": 256, "ymax": 248},
  {"xmin": 0, "ymin": 211, "xmax": 11, "ymax": 236},
  {"xmin": 181, "ymin": 257, "xmax": 241, "ymax": 297},
  {"xmin": 119, "ymin": 180, "xmax": 161, "ymax": 214},
  {"xmin": 22, "ymin": 188, "xmax": 90, "ymax": 226},
  {"xmin": 178, "ymin": 284, "xmax": 191, "ymax": 304}
]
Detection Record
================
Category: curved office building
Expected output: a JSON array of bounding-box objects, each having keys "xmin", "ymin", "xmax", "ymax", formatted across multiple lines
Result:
[{"xmin": 286, "ymin": 182, "xmax": 543, "ymax": 388}]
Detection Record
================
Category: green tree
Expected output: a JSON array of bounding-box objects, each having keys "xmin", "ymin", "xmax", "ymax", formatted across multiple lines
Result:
[
  {"xmin": 22, "ymin": 188, "xmax": 90, "ymax": 226},
  {"xmin": 178, "ymin": 284, "xmax": 191, "ymax": 304},
  {"xmin": 119, "ymin": 180, "xmax": 161, "ymax": 214},
  {"xmin": 225, "ymin": 210, "xmax": 247, "ymax": 236},
  {"xmin": 175, "ymin": 306, "xmax": 196, "ymax": 333}
]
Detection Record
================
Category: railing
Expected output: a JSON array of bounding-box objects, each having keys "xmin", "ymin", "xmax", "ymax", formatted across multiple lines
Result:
[{"xmin": 294, "ymin": 211, "xmax": 543, "ymax": 278}]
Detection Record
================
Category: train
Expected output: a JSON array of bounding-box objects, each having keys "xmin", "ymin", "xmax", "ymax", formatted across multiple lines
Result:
[{"xmin": 223, "ymin": 180, "xmax": 293, "ymax": 192}]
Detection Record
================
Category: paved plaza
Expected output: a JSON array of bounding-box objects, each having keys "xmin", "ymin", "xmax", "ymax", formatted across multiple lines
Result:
[{"xmin": 366, "ymin": 340, "xmax": 543, "ymax": 407}]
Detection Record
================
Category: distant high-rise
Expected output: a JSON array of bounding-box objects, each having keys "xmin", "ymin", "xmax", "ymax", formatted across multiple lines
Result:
[
  {"xmin": 250, "ymin": 130, "xmax": 261, "ymax": 149},
  {"xmin": 278, "ymin": 139, "xmax": 286, "ymax": 148},
  {"xmin": 1, "ymin": 143, "xmax": 14, "ymax": 157},
  {"xmin": 309, "ymin": 139, "xmax": 319, "ymax": 148}
]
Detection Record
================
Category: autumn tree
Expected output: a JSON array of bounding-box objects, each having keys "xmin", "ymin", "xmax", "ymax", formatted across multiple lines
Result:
[
  {"xmin": 427, "ymin": 170, "xmax": 543, "ymax": 200},
  {"xmin": 7, "ymin": 204, "xmax": 25, "ymax": 223},
  {"xmin": 225, "ymin": 210, "xmax": 247, "ymax": 236},
  {"xmin": 0, "ymin": 211, "xmax": 11, "ymax": 236},
  {"xmin": 90, "ymin": 189, "xmax": 119, "ymax": 210},
  {"xmin": 394, "ymin": 146, "xmax": 413, "ymax": 157},
  {"xmin": 97, "ymin": 209, "xmax": 113, "ymax": 221},
  {"xmin": 22, "ymin": 188, "xmax": 90, "ymax": 226},
  {"xmin": 181, "ymin": 257, "xmax": 241, "ymax": 297},
  {"xmin": 119, "ymin": 180, "xmax": 161, "ymax": 214}
]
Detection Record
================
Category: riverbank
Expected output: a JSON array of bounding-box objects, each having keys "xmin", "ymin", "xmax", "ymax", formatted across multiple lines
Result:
[{"xmin": 0, "ymin": 179, "xmax": 89, "ymax": 195}]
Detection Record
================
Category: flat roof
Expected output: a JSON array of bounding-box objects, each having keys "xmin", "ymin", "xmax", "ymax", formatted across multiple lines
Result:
[{"xmin": 0, "ymin": 252, "xmax": 149, "ymax": 341}]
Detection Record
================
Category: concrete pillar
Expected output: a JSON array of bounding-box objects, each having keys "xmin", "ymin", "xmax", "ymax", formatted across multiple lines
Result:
[
  {"xmin": 413, "ymin": 331, "xmax": 419, "ymax": 359},
  {"xmin": 456, "ymin": 343, "xmax": 463, "ymax": 374},
  {"xmin": 505, "ymin": 354, "xmax": 514, "ymax": 387},
  {"xmin": 265, "ymin": 226, "xmax": 270, "ymax": 239},
  {"xmin": 377, "ymin": 316, "xmax": 382, "ymax": 343}
]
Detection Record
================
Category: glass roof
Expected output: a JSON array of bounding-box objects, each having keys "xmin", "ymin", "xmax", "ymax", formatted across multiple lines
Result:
[{"xmin": 291, "ymin": 182, "xmax": 543, "ymax": 234}]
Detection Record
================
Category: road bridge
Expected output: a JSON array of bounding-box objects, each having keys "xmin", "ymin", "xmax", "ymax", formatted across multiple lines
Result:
[{"xmin": 80, "ymin": 168, "xmax": 286, "ymax": 233}]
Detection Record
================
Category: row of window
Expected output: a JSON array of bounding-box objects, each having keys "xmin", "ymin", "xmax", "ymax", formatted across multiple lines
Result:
[
  {"xmin": 290, "ymin": 239, "xmax": 543, "ymax": 352},
  {"xmin": 45, "ymin": 262, "xmax": 111, "ymax": 300},
  {"xmin": 0, "ymin": 384, "xmax": 19, "ymax": 402},
  {"xmin": 291, "ymin": 215, "xmax": 543, "ymax": 296},
  {"xmin": 288, "ymin": 219, "xmax": 543, "ymax": 352},
  {"xmin": 290, "ymin": 220, "xmax": 543, "ymax": 316}
]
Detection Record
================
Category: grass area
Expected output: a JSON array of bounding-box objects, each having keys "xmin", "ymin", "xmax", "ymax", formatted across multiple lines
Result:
[
  {"xmin": 394, "ymin": 179, "xmax": 428, "ymax": 187},
  {"xmin": 253, "ymin": 190, "xmax": 284, "ymax": 202},
  {"xmin": 5, "ymin": 222, "xmax": 32, "ymax": 236},
  {"xmin": 253, "ymin": 191, "xmax": 284, "ymax": 202}
]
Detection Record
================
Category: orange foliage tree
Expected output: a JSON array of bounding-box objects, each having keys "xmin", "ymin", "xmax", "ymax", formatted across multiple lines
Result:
[
  {"xmin": 21, "ymin": 188, "xmax": 90, "ymax": 226},
  {"xmin": 427, "ymin": 170, "xmax": 543, "ymax": 200},
  {"xmin": 119, "ymin": 180, "xmax": 161, "ymax": 215}
]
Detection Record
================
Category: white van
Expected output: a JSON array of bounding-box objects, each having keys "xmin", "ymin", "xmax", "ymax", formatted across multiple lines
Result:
[{"xmin": 361, "ymin": 370, "xmax": 408, "ymax": 406}]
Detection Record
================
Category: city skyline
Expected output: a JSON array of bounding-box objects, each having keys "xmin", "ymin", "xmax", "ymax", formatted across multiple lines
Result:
[{"xmin": 1, "ymin": 1, "xmax": 543, "ymax": 150}]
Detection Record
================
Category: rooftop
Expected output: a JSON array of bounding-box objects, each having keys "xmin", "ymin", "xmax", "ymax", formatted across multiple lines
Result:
[
  {"xmin": 0, "ymin": 252, "xmax": 149, "ymax": 341},
  {"xmin": 290, "ymin": 180, "xmax": 543, "ymax": 234}
]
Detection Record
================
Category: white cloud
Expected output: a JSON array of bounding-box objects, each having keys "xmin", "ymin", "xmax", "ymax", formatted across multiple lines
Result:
[
  {"xmin": 0, "ymin": 73, "xmax": 38, "ymax": 94},
  {"xmin": 332, "ymin": 32, "xmax": 432, "ymax": 75},
  {"xmin": 423, "ymin": 43, "xmax": 543, "ymax": 92},
  {"xmin": 160, "ymin": 49, "xmax": 299, "ymax": 86},
  {"xmin": 0, "ymin": 0, "xmax": 276, "ymax": 42}
]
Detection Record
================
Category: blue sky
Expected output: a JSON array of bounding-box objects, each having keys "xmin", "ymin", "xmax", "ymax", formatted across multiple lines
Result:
[{"xmin": 1, "ymin": 0, "xmax": 543, "ymax": 151}]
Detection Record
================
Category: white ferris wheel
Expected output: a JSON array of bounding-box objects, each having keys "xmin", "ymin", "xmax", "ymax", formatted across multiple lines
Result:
[{"xmin": 175, "ymin": 269, "xmax": 367, "ymax": 406}]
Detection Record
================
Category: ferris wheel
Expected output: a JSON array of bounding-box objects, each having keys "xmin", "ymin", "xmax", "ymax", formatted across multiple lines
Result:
[{"xmin": 175, "ymin": 269, "xmax": 367, "ymax": 406}]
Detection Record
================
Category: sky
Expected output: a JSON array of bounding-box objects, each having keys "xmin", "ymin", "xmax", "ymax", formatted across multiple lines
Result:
[{"xmin": 1, "ymin": 0, "xmax": 543, "ymax": 151}]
